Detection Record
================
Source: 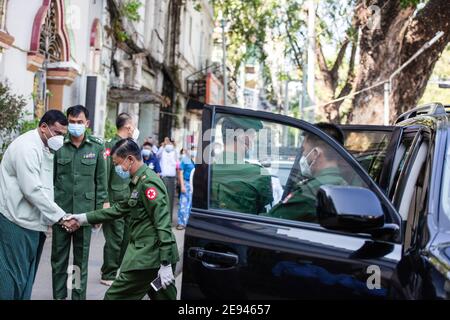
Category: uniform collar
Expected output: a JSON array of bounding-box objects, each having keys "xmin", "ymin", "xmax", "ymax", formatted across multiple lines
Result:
[
  {"xmin": 131, "ymin": 164, "xmax": 147, "ymax": 185},
  {"xmin": 315, "ymin": 166, "xmax": 341, "ymax": 177},
  {"xmin": 65, "ymin": 134, "xmax": 90, "ymax": 145}
]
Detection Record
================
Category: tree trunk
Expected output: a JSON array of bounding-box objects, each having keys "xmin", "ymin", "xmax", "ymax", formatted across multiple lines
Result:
[{"xmin": 348, "ymin": 0, "xmax": 450, "ymax": 124}]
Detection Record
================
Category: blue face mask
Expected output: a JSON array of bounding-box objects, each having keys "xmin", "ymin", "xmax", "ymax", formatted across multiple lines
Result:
[
  {"xmin": 115, "ymin": 159, "xmax": 131, "ymax": 179},
  {"xmin": 68, "ymin": 123, "xmax": 86, "ymax": 137},
  {"xmin": 142, "ymin": 149, "xmax": 151, "ymax": 158}
]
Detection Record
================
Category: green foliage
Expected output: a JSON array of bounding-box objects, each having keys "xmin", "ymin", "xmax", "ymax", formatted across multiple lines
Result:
[
  {"xmin": 400, "ymin": 0, "xmax": 423, "ymax": 8},
  {"xmin": 420, "ymin": 45, "xmax": 450, "ymax": 105},
  {"xmin": 193, "ymin": 2, "xmax": 202, "ymax": 12},
  {"xmin": 19, "ymin": 118, "xmax": 40, "ymax": 135},
  {"xmin": 122, "ymin": 0, "xmax": 142, "ymax": 22},
  {"xmin": 104, "ymin": 119, "xmax": 117, "ymax": 141},
  {"xmin": 0, "ymin": 82, "xmax": 28, "ymax": 161},
  {"xmin": 116, "ymin": 30, "xmax": 129, "ymax": 42}
]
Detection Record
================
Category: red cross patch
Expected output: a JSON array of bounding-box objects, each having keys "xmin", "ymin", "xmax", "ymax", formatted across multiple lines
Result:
[
  {"xmin": 145, "ymin": 187, "xmax": 158, "ymax": 201},
  {"xmin": 103, "ymin": 148, "xmax": 111, "ymax": 160}
]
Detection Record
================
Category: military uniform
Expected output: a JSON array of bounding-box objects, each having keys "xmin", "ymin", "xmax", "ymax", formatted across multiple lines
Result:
[
  {"xmin": 101, "ymin": 134, "xmax": 131, "ymax": 281},
  {"xmin": 210, "ymin": 116, "xmax": 273, "ymax": 214},
  {"xmin": 265, "ymin": 167, "xmax": 347, "ymax": 222},
  {"xmin": 51, "ymin": 134, "xmax": 107, "ymax": 300},
  {"xmin": 86, "ymin": 165, "xmax": 179, "ymax": 300},
  {"xmin": 211, "ymin": 153, "xmax": 273, "ymax": 214}
]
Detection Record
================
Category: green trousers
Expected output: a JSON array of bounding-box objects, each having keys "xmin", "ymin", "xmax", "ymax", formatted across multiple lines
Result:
[
  {"xmin": 51, "ymin": 224, "xmax": 92, "ymax": 300},
  {"xmin": 105, "ymin": 267, "xmax": 177, "ymax": 300},
  {"xmin": 101, "ymin": 215, "xmax": 130, "ymax": 280},
  {"xmin": 0, "ymin": 213, "xmax": 46, "ymax": 300}
]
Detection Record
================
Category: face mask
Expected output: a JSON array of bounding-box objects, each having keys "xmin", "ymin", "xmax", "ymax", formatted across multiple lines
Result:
[
  {"xmin": 190, "ymin": 150, "xmax": 197, "ymax": 159},
  {"xmin": 142, "ymin": 149, "xmax": 151, "ymax": 158},
  {"xmin": 132, "ymin": 128, "xmax": 140, "ymax": 141},
  {"xmin": 115, "ymin": 158, "xmax": 132, "ymax": 180},
  {"xmin": 299, "ymin": 148, "xmax": 317, "ymax": 178},
  {"xmin": 165, "ymin": 144, "xmax": 174, "ymax": 152},
  {"xmin": 68, "ymin": 123, "xmax": 86, "ymax": 137},
  {"xmin": 43, "ymin": 125, "xmax": 64, "ymax": 151}
]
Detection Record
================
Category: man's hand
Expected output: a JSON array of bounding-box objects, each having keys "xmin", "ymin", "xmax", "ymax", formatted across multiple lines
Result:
[
  {"xmin": 181, "ymin": 185, "xmax": 186, "ymax": 194},
  {"xmin": 103, "ymin": 202, "xmax": 111, "ymax": 209},
  {"xmin": 59, "ymin": 215, "xmax": 80, "ymax": 233},
  {"xmin": 62, "ymin": 218, "xmax": 80, "ymax": 233},
  {"xmin": 157, "ymin": 264, "xmax": 175, "ymax": 289}
]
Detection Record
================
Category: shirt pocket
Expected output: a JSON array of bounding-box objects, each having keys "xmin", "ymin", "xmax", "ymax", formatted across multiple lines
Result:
[
  {"xmin": 57, "ymin": 158, "xmax": 72, "ymax": 176},
  {"xmin": 80, "ymin": 158, "xmax": 96, "ymax": 176},
  {"xmin": 111, "ymin": 184, "xmax": 129, "ymax": 202}
]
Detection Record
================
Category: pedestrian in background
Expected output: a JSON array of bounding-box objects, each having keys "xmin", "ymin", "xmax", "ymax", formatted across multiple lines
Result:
[
  {"xmin": 101, "ymin": 112, "xmax": 140, "ymax": 286},
  {"xmin": 158, "ymin": 137, "xmax": 177, "ymax": 216},
  {"xmin": 176, "ymin": 146, "xmax": 196, "ymax": 230},
  {"xmin": 0, "ymin": 110, "xmax": 74, "ymax": 300},
  {"xmin": 51, "ymin": 105, "xmax": 108, "ymax": 300},
  {"xmin": 142, "ymin": 142, "xmax": 161, "ymax": 176}
]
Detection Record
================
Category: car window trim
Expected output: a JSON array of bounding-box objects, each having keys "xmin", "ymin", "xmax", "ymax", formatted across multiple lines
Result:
[{"xmin": 191, "ymin": 207, "xmax": 392, "ymax": 243}]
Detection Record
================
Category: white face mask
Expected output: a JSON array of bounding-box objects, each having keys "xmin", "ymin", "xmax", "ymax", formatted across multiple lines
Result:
[
  {"xmin": 43, "ymin": 125, "xmax": 64, "ymax": 151},
  {"xmin": 299, "ymin": 148, "xmax": 317, "ymax": 178},
  {"xmin": 132, "ymin": 128, "xmax": 140, "ymax": 141},
  {"xmin": 165, "ymin": 144, "xmax": 174, "ymax": 152}
]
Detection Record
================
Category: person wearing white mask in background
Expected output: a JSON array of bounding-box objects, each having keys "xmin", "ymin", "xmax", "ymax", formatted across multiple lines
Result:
[
  {"xmin": 100, "ymin": 112, "xmax": 140, "ymax": 287},
  {"xmin": 0, "ymin": 110, "xmax": 77, "ymax": 300},
  {"xmin": 159, "ymin": 137, "xmax": 178, "ymax": 216}
]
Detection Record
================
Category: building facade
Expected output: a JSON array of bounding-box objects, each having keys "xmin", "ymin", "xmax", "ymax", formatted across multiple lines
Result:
[{"xmin": 0, "ymin": 0, "xmax": 215, "ymax": 148}]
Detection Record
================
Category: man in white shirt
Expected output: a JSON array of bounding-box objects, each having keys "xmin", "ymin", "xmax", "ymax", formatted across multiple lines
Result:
[
  {"xmin": 0, "ymin": 110, "xmax": 76, "ymax": 300},
  {"xmin": 158, "ymin": 137, "xmax": 178, "ymax": 215}
]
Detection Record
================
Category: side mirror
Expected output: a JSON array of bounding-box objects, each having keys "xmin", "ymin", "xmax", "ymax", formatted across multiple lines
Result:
[{"xmin": 317, "ymin": 185, "xmax": 385, "ymax": 232}]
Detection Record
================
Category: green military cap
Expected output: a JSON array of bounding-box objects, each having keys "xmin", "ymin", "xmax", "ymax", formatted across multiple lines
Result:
[{"xmin": 221, "ymin": 115, "xmax": 263, "ymax": 132}]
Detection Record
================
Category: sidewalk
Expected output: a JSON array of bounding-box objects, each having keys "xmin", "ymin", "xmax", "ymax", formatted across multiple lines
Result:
[{"xmin": 31, "ymin": 206, "xmax": 185, "ymax": 300}]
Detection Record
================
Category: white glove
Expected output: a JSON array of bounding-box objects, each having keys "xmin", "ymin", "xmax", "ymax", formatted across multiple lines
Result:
[
  {"xmin": 157, "ymin": 264, "xmax": 174, "ymax": 289},
  {"xmin": 66, "ymin": 214, "xmax": 89, "ymax": 226}
]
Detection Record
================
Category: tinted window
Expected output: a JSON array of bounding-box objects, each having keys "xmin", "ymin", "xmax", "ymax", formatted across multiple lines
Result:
[
  {"xmin": 343, "ymin": 129, "xmax": 392, "ymax": 183},
  {"xmin": 209, "ymin": 113, "xmax": 368, "ymax": 224}
]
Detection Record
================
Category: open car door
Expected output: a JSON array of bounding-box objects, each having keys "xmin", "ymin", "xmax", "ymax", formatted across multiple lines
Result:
[{"xmin": 181, "ymin": 105, "xmax": 408, "ymax": 299}]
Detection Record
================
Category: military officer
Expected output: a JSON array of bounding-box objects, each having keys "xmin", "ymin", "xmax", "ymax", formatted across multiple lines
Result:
[
  {"xmin": 210, "ymin": 116, "xmax": 273, "ymax": 214},
  {"xmin": 264, "ymin": 130, "xmax": 347, "ymax": 222},
  {"xmin": 101, "ymin": 112, "xmax": 140, "ymax": 286},
  {"xmin": 69, "ymin": 138, "xmax": 179, "ymax": 300},
  {"xmin": 51, "ymin": 105, "xmax": 108, "ymax": 300}
]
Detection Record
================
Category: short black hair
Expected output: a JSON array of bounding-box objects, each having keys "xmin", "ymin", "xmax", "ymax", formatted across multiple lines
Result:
[
  {"xmin": 39, "ymin": 110, "xmax": 68, "ymax": 127},
  {"xmin": 315, "ymin": 122, "xmax": 344, "ymax": 146},
  {"xmin": 111, "ymin": 138, "xmax": 142, "ymax": 161},
  {"xmin": 142, "ymin": 142, "xmax": 152, "ymax": 148},
  {"xmin": 66, "ymin": 105, "xmax": 89, "ymax": 119},
  {"xmin": 116, "ymin": 112, "xmax": 132, "ymax": 130}
]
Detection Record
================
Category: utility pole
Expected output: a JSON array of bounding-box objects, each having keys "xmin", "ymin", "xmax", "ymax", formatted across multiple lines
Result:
[
  {"xmin": 301, "ymin": 0, "xmax": 316, "ymax": 121},
  {"xmin": 220, "ymin": 15, "xmax": 228, "ymax": 106}
]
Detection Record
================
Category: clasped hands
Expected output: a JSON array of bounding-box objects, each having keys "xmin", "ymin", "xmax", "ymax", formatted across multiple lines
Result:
[{"xmin": 59, "ymin": 214, "xmax": 83, "ymax": 233}]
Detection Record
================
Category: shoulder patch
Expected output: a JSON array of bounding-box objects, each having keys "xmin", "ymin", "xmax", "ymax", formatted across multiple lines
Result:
[
  {"xmin": 103, "ymin": 148, "xmax": 111, "ymax": 160},
  {"xmin": 90, "ymin": 135, "xmax": 104, "ymax": 145},
  {"xmin": 145, "ymin": 187, "xmax": 158, "ymax": 201}
]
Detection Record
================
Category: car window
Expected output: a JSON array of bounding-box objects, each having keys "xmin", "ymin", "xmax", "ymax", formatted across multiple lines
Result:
[
  {"xmin": 389, "ymin": 138, "xmax": 414, "ymax": 199},
  {"xmin": 343, "ymin": 130, "xmax": 392, "ymax": 183},
  {"xmin": 209, "ymin": 113, "xmax": 368, "ymax": 224}
]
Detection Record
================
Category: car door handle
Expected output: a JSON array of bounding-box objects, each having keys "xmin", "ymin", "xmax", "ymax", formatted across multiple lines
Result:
[{"xmin": 188, "ymin": 247, "xmax": 239, "ymax": 269}]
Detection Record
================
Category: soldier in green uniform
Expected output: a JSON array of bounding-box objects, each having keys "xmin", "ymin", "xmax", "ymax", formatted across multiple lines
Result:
[
  {"xmin": 51, "ymin": 105, "xmax": 108, "ymax": 300},
  {"xmin": 68, "ymin": 138, "xmax": 179, "ymax": 300},
  {"xmin": 264, "ymin": 130, "xmax": 347, "ymax": 222},
  {"xmin": 101, "ymin": 112, "xmax": 140, "ymax": 286},
  {"xmin": 210, "ymin": 116, "xmax": 273, "ymax": 214}
]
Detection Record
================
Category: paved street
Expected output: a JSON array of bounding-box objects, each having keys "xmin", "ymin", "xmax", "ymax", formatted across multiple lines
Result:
[{"xmin": 31, "ymin": 209, "xmax": 185, "ymax": 300}]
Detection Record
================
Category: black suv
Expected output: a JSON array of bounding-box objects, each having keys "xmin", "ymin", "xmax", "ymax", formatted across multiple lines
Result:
[{"xmin": 181, "ymin": 102, "xmax": 450, "ymax": 299}]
